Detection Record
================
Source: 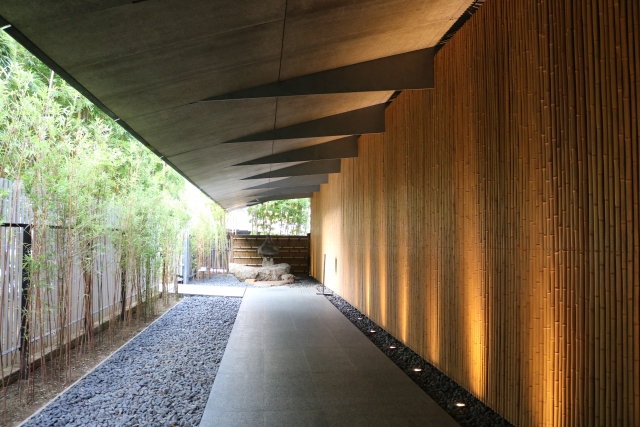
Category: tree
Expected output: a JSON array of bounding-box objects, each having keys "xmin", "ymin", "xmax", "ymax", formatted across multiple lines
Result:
[{"xmin": 247, "ymin": 199, "xmax": 310, "ymax": 235}]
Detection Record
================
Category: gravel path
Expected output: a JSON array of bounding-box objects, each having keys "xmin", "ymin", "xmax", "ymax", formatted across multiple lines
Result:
[
  {"xmin": 192, "ymin": 274, "xmax": 244, "ymax": 287},
  {"xmin": 22, "ymin": 276, "xmax": 510, "ymax": 427},
  {"xmin": 195, "ymin": 274, "xmax": 323, "ymax": 289},
  {"xmin": 23, "ymin": 297, "xmax": 241, "ymax": 427},
  {"xmin": 325, "ymin": 292, "xmax": 514, "ymax": 427}
]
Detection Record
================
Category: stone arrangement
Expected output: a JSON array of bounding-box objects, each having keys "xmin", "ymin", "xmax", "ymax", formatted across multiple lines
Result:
[{"xmin": 228, "ymin": 262, "xmax": 291, "ymax": 282}]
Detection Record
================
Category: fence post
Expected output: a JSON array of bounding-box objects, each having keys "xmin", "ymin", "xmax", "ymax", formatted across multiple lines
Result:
[
  {"xmin": 307, "ymin": 232, "xmax": 311, "ymax": 276},
  {"xmin": 182, "ymin": 234, "xmax": 190, "ymax": 285},
  {"xmin": 19, "ymin": 225, "xmax": 31, "ymax": 380},
  {"xmin": 120, "ymin": 250, "xmax": 126, "ymax": 322}
]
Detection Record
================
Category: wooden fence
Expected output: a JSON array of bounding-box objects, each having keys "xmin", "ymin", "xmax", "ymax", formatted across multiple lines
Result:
[
  {"xmin": 230, "ymin": 234, "xmax": 310, "ymax": 275},
  {"xmin": 310, "ymin": 0, "xmax": 639, "ymax": 426}
]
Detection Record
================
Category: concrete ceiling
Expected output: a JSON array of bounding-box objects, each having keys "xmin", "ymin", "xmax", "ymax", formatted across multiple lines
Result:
[{"xmin": 0, "ymin": 0, "xmax": 472, "ymax": 209}]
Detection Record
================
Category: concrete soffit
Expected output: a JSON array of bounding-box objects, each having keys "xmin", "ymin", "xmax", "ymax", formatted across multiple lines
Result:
[
  {"xmin": 225, "ymin": 105, "xmax": 385, "ymax": 143},
  {"xmin": 242, "ymin": 160, "xmax": 341, "ymax": 180},
  {"xmin": 0, "ymin": 0, "xmax": 479, "ymax": 208},
  {"xmin": 243, "ymin": 175, "xmax": 329, "ymax": 190},
  {"xmin": 250, "ymin": 185, "xmax": 320, "ymax": 197},
  {"xmin": 205, "ymin": 48, "xmax": 434, "ymax": 100},
  {"xmin": 234, "ymin": 136, "xmax": 358, "ymax": 165}
]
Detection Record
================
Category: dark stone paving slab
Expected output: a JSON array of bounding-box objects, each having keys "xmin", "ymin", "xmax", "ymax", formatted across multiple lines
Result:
[{"xmin": 200, "ymin": 288, "xmax": 459, "ymax": 427}]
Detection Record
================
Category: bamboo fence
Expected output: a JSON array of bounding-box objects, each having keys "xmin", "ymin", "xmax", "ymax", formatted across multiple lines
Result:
[
  {"xmin": 0, "ymin": 178, "xmax": 179, "ymax": 383},
  {"xmin": 310, "ymin": 0, "xmax": 639, "ymax": 425}
]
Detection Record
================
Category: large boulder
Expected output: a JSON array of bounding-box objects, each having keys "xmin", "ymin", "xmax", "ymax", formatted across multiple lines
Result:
[
  {"xmin": 229, "ymin": 263, "xmax": 291, "ymax": 282},
  {"xmin": 229, "ymin": 263, "xmax": 259, "ymax": 281}
]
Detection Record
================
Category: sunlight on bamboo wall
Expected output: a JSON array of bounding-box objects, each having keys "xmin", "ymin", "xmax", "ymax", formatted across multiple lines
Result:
[{"xmin": 310, "ymin": 0, "xmax": 640, "ymax": 425}]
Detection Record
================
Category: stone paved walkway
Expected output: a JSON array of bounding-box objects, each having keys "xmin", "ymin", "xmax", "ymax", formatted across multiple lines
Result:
[{"xmin": 200, "ymin": 287, "xmax": 460, "ymax": 427}]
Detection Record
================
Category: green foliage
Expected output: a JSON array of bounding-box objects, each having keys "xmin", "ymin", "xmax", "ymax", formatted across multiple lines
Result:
[
  {"xmin": 247, "ymin": 199, "xmax": 310, "ymax": 235},
  {"xmin": 0, "ymin": 30, "xmax": 227, "ymax": 378},
  {"xmin": 188, "ymin": 185, "xmax": 227, "ymax": 273},
  {"xmin": 0, "ymin": 31, "xmax": 199, "ymax": 323}
]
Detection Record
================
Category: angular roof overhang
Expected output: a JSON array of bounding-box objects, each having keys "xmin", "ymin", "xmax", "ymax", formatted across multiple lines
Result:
[{"xmin": 0, "ymin": 0, "xmax": 472, "ymax": 209}]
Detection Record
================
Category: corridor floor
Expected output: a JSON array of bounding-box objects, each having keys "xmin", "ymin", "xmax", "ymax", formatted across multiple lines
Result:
[{"xmin": 199, "ymin": 287, "xmax": 459, "ymax": 427}]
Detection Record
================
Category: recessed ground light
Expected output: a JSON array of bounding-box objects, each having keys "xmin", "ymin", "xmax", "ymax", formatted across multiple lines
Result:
[
  {"xmin": 389, "ymin": 346, "xmax": 396, "ymax": 349},
  {"xmin": 413, "ymin": 368, "xmax": 422, "ymax": 372},
  {"xmin": 369, "ymin": 329, "xmax": 376, "ymax": 333},
  {"xmin": 357, "ymin": 317, "xmax": 362, "ymax": 320},
  {"xmin": 455, "ymin": 402, "xmax": 466, "ymax": 407}
]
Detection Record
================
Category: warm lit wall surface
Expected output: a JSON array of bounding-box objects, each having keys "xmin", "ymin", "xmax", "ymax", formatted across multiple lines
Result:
[{"xmin": 309, "ymin": 0, "xmax": 639, "ymax": 425}]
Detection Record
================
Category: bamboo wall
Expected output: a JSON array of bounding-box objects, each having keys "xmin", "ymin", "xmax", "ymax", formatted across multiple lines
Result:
[{"xmin": 309, "ymin": 0, "xmax": 639, "ymax": 425}]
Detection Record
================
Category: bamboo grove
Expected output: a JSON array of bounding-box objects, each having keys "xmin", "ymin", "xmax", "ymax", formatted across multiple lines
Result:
[
  {"xmin": 0, "ymin": 32, "xmax": 227, "ymax": 402},
  {"xmin": 188, "ymin": 185, "xmax": 229, "ymax": 281}
]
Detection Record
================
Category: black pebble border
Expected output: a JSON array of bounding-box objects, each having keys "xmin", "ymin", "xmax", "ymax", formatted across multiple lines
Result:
[
  {"xmin": 325, "ymin": 292, "xmax": 514, "ymax": 427},
  {"xmin": 22, "ymin": 297, "xmax": 241, "ymax": 427}
]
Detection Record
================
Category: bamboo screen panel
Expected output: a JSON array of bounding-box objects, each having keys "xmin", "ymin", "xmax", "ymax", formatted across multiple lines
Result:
[
  {"xmin": 310, "ymin": 0, "xmax": 639, "ymax": 425},
  {"xmin": 231, "ymin": 235, "xmax": 310, "ymax": 275}
]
